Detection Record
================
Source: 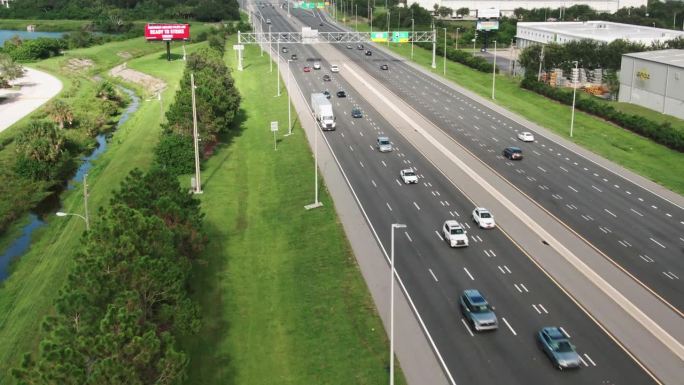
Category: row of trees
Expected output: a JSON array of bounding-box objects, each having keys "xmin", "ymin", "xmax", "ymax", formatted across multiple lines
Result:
[
  {"xmin": 0, "ymin": 0, "xmax": 240, "ymax": 22},
  {"xmin": 12, "ymin": 168, "xmax": 206, "ymax": 384},
  {"xmin": 155, "ymin": 32, "xmax": 240, "ymax": 175}
]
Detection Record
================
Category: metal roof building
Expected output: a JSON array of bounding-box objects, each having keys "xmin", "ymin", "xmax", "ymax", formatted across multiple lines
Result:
[
  {"xmin": 618, "ymin": 49, "xmax": 684, "ymax": 119},
  {"xmin": 515, "ymin": 21, "xmax": 684, "ymax": 49}
]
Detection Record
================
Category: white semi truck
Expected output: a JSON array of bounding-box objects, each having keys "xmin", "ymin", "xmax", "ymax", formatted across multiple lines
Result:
[{"xmin": 311, "ymin": 93, "xmax": 336, "ymax": 131}]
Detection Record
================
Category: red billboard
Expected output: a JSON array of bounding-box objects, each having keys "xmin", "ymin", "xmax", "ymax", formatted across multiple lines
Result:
[{"xmin": 145, "ymin": 23, "xmax": 190, "ymax": 41}]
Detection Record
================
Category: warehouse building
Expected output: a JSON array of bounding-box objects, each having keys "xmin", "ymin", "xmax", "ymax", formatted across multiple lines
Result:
[
  {"xmin": 618, "ymin": 49, "xmax": 684, "ymax": 120},
  {"xmin": 515, "ymin": 21, "xmax": 684, "ymax": 49},
  {"xmin": 409, "ymin": 0, "xmax": 646, "ymax": 17}
]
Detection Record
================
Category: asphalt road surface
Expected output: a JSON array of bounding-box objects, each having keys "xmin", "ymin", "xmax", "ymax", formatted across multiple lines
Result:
[{"xmin": 250, "ymin": 4, "xmax": 660, "ymax": 384}]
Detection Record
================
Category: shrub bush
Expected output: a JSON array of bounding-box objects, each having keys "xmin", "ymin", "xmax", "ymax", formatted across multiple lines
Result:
[{"xmin": 520, "ymin": 78, "xmax": 684, "ymax": 152}]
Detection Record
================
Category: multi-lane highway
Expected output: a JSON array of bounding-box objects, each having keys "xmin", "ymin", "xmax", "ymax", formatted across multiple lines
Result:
[
  {"xmin": 250, "ymin": 3, "xmax": 661, "ymax": 384},
  {"xmin": 305, "ymin": 6, "xmax": 684, "ymax": 313}
]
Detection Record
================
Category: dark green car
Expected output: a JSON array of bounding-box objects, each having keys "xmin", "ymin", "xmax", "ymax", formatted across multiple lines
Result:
[{"xmin": 351, "ymin": 106, "xmax": 363, "ymax": 118}]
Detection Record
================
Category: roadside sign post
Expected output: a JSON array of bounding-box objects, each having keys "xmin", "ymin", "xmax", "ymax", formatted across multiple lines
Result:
[{"xmin": 271, "ymin": 121, "xmax": 279, "ymax": 150}]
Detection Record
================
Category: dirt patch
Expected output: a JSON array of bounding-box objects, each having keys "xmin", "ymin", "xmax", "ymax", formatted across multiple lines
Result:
[
  {"xmin": 117, "ymin": 51, "xmax": 133, "ymax": 59},
  {"xmin": 109, "ymin": 63, "xmax": 166, "ymax": 96},
  {"xmin": 64, "ymin": 58, "xmax": 94, "ymax": 73}
]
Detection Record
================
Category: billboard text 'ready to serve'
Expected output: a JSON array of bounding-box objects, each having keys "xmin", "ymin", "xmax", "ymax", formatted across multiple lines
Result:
[{"xmin": 145, "ymin": 23, "xmax": 190, "ymax": 41}]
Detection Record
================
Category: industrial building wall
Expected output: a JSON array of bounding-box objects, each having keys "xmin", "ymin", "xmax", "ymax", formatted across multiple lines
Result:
[{"xmin": 619, "ymin": 57, "xmax": 684, "ymax": 120}]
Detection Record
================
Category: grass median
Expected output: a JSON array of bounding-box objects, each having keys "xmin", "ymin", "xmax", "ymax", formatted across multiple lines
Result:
[
  {"xmin": 340, "ymin": 21, "xmax": 684, "ymax": 194},
  {"xmin": 0, "ymin": 37, "xmax": 207, "ymax": 383},
  {"xmin": 182, "ymin": 39, "xmax": 404, "ymax": 384}
]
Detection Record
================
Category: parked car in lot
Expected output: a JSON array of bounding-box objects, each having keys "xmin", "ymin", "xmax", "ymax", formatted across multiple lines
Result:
[
  {"xmin": 336, "ymin": 90, "xmax": 346, "ymax": 97},
  {"xmin": 518, "ymin": 131, "xmax": 535, "ymax": 142},
  {"xmin": 351, "ymin": 106, "xmax": 363, "ymax": 118},
  {"xmin": 365, "ymin": 50, "xmax": 372, "ymax": 56},
  {"xmin": 376, "ymin": 136, "xmax": 392, "ymax": 152},
  {"xmin": 472, "ymin": 208, "xmax": 495, "ymax": 229},
  {"xmin": 330, "ymin": 64, "xmax": 339, "ymax": 72},
  {"xmin": 503, "ymin": 146, "xmax": 523, "ymax": 160},
  {"xmin": 460, "ymin": 289, "xmax": 498, "ymax": 331},
  {"xmin": 537, "ymin": 327, "xmax": 582, "ymax": 370},
  {"xmin": 313, "ymin": 62, "xmax": 321, "ymax": 70},
  {"xmin": 322, "ymin": 74, "xmax": 331, "ymax": 82},
  {"xmin": 442, "ymin": 220, "xmax": 469, "ymax": 247},
  {"xmin": 380, "ymin": 64, "xmax": 389, "ymax": 70},
  {"xmin": 400, "ymin": 168, "xmax": 418, "ymax": 184}
]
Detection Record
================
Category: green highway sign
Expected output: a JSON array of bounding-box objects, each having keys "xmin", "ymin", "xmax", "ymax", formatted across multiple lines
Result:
[
  {"xmin": 371, "ymin": 32, "xmax": 388, "ymax": 42},
  {"xmin": 392, "ymin": 31, "xmax": 409, "ymax": 42}
]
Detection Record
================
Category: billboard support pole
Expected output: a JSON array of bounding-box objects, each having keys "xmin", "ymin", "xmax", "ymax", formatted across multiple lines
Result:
[{"xmin": 166, "ymin": 41, "xmax": 171, "ymax": 61}]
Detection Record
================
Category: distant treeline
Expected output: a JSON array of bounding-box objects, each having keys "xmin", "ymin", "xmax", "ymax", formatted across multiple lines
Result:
[{"xmin": 0, "ymin": 0, "xmax": 240, "ymax": 22}]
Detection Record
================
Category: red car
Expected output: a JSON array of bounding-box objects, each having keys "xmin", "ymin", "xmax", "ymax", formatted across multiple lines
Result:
[{"xmin": 303, "ymin": 66, "xmax": 311, "ymax": 72}]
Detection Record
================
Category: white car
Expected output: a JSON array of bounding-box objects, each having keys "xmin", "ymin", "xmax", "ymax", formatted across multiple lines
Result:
[
  {"xmin": 313, "ymin": 62, "xmax": 321, "ymax": 70},
  {"xmin": 330, "ymin": 64, "xmax": 339, "ymax": 73},
  {"xmin": 400, "ymin": 169, "xmax": 418, "ymax": 184},
  {"xmin": 472, "ymin": 208, "xmax": 496, "ymax": 229},
  {"xmin": 517, "ymin": 131, "xmax": 535, "ymax": 142},
  {"xmin": 442, "ymin": 220, "xmax": 469, "ymax": 247}
]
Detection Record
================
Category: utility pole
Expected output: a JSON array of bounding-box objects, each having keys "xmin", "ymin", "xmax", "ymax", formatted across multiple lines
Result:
[
  {"xmin": 269, "ymin": 24, "xmax": 273, "ymax": 73},
  {"xmin": 491, "ymin": 40, "xmax": 497, "ymax": 100},
  {"xmin": 570, "ymin": 61, "xmax": 579, "ymax": 138},
  {"xmin": 411, "ymin": 18, "xmax": 414, "ymax": 59},
  {"xmin": 190, "ymin": 73, "xmax": 202, "ymax": 194},
  {"xmin": 431, "ymin": 27, "xmax": 437, "ymax": 69},
  {"xmin": 83, "ymin": 173, "xmax": 90, "ymax": 231}
]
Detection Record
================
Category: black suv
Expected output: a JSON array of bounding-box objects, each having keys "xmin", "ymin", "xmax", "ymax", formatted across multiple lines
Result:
[
  {"xmin": 503, "ymin": 146, "xmax": 523, "ymax": 160},
  {"xmin": 336, "ymin": 90, "xmax": 346, "ymax": 98},
  {"xmin": 380, "ymin": 64, "xmax": 389, "ymax": 70},
  {"xmin": 322, "ymin": 74, "xmax": 331, "ymax": 82},
  {"xmin": 365, "ymin": 50, "xmax": 372, "ymax": 56},
  {"xmin": 290, "ymin": 54, "xmax": 297, "ymax": 60}
]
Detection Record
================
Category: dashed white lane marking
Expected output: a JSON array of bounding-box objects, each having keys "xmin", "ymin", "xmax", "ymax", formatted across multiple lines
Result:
[
  {"xmin": 568, "ymin": 185, "xmax": 578, "ymax": 192},
  {"xmin": 537, "ymin": 166, "xmax": 547, "ymax": 173},
  {"xmin": 630, "ymin": 208, "xmax": 644, "ymax": 217},
  {"xmin": 559, "ymin": 166, "xmax": 568, "ymax": 172},
  {"xmin": 359, "ymin": 161, "xmax": 364, "ymax": 168},
  {"xmin": 463, "ymin": 267, "xmax": 475, "ymax": 281},
  {"xmin": 502, "ymin": 317, "xmax": 517, "ymax": 336},
  {"xmin": 514, "ymin": 284, "xmax": 522, "ymax": 293},
  {"xmin": 592, "ymin": 185, "xmax": 602, "ymax": 192},
  {"xmin": 651, "ymin": 205, "xmax": 658, "ymax": 209},
  {"xmin": 386, "ymin": 202, "xmax": 393, "ymax": 211},
  {"xmin": 381, "ymin": 160, "xmax": 387, "ymax": 167},
  {"xmin": 428, "ymin": 268, "xmax": 438, "ymax": 281},
  {"xmin": 579, "ymin": 355, "xmax": 588, "ymax": 367},
  {"xmin": 395, "ymin": 179, "xmax": 402, "ymax": 186},
  {"xmin": 405, "ymin": 231, "xmax": 413, "ymax": 242},
  {"xmin": 520, "ymin": 283, "xmax": 529, "ymax": 292},
  {"xmin": 538, "ymin": 304, "xmax": 549, "ymax": 314},
  {"xmin": 604, "ymin": 209, "xmax": 617, "ymax": 218},
  {"xmin": 663, "ymin": 271, "xmax": 679, "ymax": 280},
  {"xmin": 435, "ymin": 231, "xmax": 444, "ymax": 241},
  {"xmin": 583, "ymin": 354, "xmax": 597, "ymax": 366},
  {"xmin": 666, "ymin": 213, "xmax": 672, "ymax": 217},
  {"xmin": 532, "ymin": 304, "xmax": 542, "ymax": 314},
  {"xmin": 650, "ymin": 237, "xmax": 667, "ymax": 249},
  {"xmin": 639, "ymin": 254, "xmax": 655, "ymax": 263},
  {"xmin": 560, "ymin": 327, "xmax": 570, "ymax": 338},
  {"xmin": 461, "ymin": 318, "xmax": 475, "ymax": 337},
  {"xmin": 599, "ymin": 226, "xmax": 611, "ymax": 234},
  {"xmin": 371, "ymin": 180, "xmax": 377, "ymax": 187},
  {"xmin": 349, "ymin": 145, "xmax": 353, "ymax": 151},
  {"xmin": 413, "ymin": 201, "xmax": 421, "ymax": 210}
]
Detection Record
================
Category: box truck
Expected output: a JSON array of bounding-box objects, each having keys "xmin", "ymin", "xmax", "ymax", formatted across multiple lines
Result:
[{"xmin": 311, "ymin": 93, "xmax": 336, "ymax": 130}]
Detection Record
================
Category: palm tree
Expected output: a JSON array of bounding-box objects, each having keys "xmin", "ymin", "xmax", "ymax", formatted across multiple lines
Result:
[{"xmin": 45, "ymin": 99, "xmax": 74, "ymax": 129}]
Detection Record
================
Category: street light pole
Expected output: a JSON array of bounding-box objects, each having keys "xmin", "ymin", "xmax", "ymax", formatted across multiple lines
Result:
[
  {"xmin": 371, "ymin": 8, "xmax": 373, "ymax": 32},
  {"xmin": 355, "ymin": 4, "xmax": 358, "ymax": 32},
  {"xmin": 389, "ymin": 223, "xmax": 406, "ymax": 385},
  {"xmin": 491, "ymin": 40, "xmax": 497, "ymax": 100},
  {"xmin": 411, "ymin": 18, "xmax": 414, "ymax": 60},
  {"xmin": 443, "ymin": 28, "xmax": 447, "ymax": 75},
  {"xmin": 286, "ymin": 59, "xmax": 293, "ymax": 136},
  {"xmin": 456, "ymin": 27, "xmax": 460, "ymax": 50},
  {"xmin": 191, "ymin": 73, "xmax": 202, "ymax": 194},
  {"xmin": 570, "ymin": 60, "xmax": 579, "ymax": 138},
  {"xmin": 269, "ymin": 24, "xmax": 273, "ymax": 73},
  {"xmin": 277, "ymin": 41, "xmax": 281, "ymax": 97},
  {"xmin": 304, "ymin": 115, "xmax": 323, "ymax": 210},
  {"xmin": 431, "ymin": 26, "xmax": 437, "ymax": 69}
]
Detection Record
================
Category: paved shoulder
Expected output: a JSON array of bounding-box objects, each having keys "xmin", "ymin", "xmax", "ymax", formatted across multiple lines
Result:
[{"xmin": 0, "ymin": 67, "xmax": 63, "ymax": 132}]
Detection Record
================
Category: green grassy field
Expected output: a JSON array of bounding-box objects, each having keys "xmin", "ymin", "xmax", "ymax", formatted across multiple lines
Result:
[
  {"xmin": 610, "ymin": 100, "xmax": 684, "ymax": 130},
  {"xmin": 182, "ymin": 38, "xmax": 404, "ymax": 385},
  {"xmin": 0, "ymin": 37, "xmax": 208, "ymax": 383},
  {"xmin": 338, "ymin": 20, "xmax": 684, "ymax": 194}
]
